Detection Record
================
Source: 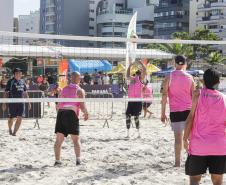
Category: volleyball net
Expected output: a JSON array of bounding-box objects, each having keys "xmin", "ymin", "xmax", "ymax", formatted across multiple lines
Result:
[{"xmin": 1, "ymin": 31, "xmax": 226, "ymax": 118}]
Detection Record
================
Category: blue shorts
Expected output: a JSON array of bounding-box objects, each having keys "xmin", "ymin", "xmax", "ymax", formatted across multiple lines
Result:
[{"xmin": 8, "ymin": 103, "xmax": 25, "ymax": 118}]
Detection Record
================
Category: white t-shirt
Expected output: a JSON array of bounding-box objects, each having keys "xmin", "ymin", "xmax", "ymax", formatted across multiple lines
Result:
[{"xmin": 103, "ymin": 76, "xmax": 110, "ymax": 85}]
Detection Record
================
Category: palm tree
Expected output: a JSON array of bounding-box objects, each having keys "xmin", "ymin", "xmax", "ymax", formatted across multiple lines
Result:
[
  {"xmin": 148, "ymin": 29, "xmax": 220, "ymax": 68},
  {"xmin": 207, "ymin": 52, "xmax": 226, "ymax": 66}
]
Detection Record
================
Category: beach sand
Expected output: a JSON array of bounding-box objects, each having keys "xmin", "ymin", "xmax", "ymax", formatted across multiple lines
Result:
[{"xmin": 0, "ymin": 103, "xmax": 224, "ymax": 185}]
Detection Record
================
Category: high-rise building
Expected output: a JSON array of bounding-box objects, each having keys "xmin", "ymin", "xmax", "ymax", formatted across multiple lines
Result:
[
  {"xmin": 18, "ymin": 11, "xmax": 40, "ymax": 44},
  {"xmin": 89, "ymin": 0, "xmax": 158, "ymax": 47},
  {"xmin": 197, "ymin": 0, "xmax": 226, "ymax": 39},
  {"xmin": 154, "ymin": 0, "xmax": 199, "ymax": 39},
  {"xmin": 40, "ymin": 0, "xmax": 89, "ymax": 46},
  {"xmin": 0, "ymin": 0, "xmax": 14, "ymax": 44},
  {"xmin": 196, "ymin": 0, "xmax": 226, "ymax": 53}
]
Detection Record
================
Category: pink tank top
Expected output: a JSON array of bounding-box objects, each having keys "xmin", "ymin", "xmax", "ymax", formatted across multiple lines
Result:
[
  {"xmin": 143, "ymin": 85, "xmax": 153, "ymax": 102},
  {"xmin": 189, "ymin": 88, "xmax": 226, "ymax": 155},
  {"xmin": 128, "ymin": 76, "xmax": 143, "ymax": 98},
  {"xmin": 168, "ymin": 70, "xmax": 193, "ymax": 112},
  {"xmin": 58, "ymin": 83, "xmax": 80, "ymax": 116}
]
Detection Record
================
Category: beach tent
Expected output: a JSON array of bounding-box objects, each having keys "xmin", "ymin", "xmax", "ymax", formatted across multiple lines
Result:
[
  {"xmin": 131, "ymin": 63, "xmax": 160, "ymax": 75},
  {"xmin": 68, "ymin": 59, "xmax": 112, "ymax": 74},
  {"xmin": 146, "ymin": 63, "xmax": 160, "ymax": 75},
  {"xmin": 108, "ymin": 63, "xmax": 126, "ymax": 74}
]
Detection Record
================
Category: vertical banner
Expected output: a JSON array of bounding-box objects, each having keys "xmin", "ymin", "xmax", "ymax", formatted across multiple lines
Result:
[
  {"xmin": 126, "ymin": 12, "xmax": 138, "ymax": 71},
  {"xmin": 58, "ymin": 59, "xmax": 68, "ymax": 89}
]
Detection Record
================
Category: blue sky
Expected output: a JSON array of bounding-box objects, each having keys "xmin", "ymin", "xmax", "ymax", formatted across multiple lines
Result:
[{"xmin": 14, "ymin": 0, "xmax": 40, "ymax": 17}]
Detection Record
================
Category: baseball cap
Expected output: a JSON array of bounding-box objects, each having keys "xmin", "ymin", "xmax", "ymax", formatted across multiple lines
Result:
[
  {"xmin": 13, "ymin": 68, "xmax": 22, "ymax": 74},
  {"xmin": 175, "ymin": 55, "xmax": 186, "ymax": 65}
]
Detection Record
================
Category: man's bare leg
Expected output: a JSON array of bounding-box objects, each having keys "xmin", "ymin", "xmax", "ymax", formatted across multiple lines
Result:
[
  {"xmin": 12, "ymin": 117, "xmax": 22, "ymax": 136},
  {"xmin": 54, "ymin": 133, "xmax": 64, "ymax": 162},
  {"xmin": 190, "ymin": 175, "xmax": 202, "ymax": 185},
  {"xmin": 71, "ymin": 135, "xmax": 81, "ymax": 165},
  {"xmin": 8, "ymin": 118, "xmax": 14, "ymax": 135},
  {"xmin": 143, "ymin": 107, "xmax": 147, "ymax": 118},
  {"xmin": 174, "ymin": 132, "xmax": 183, "ymax": 167},
  {"xmin": 211, "ymin": 174, "xmax": 223, "ymax": 185}
]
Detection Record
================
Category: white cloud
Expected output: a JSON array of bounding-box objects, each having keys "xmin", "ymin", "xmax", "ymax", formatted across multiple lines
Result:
[{"xmin": 14, "ymin": 0, "xmax": 40, "ymax": 17}]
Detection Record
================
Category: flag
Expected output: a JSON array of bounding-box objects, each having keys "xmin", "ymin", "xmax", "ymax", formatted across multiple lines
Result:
[
  {"xmin": 126, "ymin": 12, "xmax": 137, "ymax": 71},
  {"xmin": 58, "ymin": 59, "xmax": 68, "ymax": 89}
]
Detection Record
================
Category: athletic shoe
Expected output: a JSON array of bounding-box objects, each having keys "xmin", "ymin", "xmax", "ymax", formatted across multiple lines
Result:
[
  {"xmin": 76, "ymin": 160, "xmax": 81, "ymax": 166},
  {"xmin": 54, "ymin": 161, "xmax": 62, "ymax": 167}
]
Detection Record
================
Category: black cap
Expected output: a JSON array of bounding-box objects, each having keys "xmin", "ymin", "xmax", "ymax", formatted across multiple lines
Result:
[
  {"xmin": 203, "ymin": 68, "xmax": 220, "ymax": 90},
  {"xmin": 13, "ymin": 68, "xmax": 22, "ymax": 74},
  {"xmin": 175, "ymin": 55, "xmax": 186, "ymax": 65}
]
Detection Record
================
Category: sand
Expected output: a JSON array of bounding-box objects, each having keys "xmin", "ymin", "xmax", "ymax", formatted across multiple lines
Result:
[{"xmin": 0, "ymin": 103, "xmax": 225, "ymax": 185}]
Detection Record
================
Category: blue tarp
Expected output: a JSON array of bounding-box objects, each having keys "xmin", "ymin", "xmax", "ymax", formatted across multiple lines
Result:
[{"xmin": 68, "ymin": 59, "xmax": 112, "ymax": 74}]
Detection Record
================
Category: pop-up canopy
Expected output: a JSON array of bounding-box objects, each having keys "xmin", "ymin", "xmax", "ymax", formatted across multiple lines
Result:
[{"xmin": 68, "ymin": 59, "xmax": 112, "ymax": 74}]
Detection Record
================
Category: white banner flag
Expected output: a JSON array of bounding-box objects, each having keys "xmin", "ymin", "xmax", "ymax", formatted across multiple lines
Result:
[{"xmin": 126, "ymin": 12, "xmax": 137, "ymax": 70}]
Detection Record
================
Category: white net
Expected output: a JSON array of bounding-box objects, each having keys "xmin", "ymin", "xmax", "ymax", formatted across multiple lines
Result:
[{"xmin": 1, "ymin": 31, "xmax": 226, "ymax": 120}]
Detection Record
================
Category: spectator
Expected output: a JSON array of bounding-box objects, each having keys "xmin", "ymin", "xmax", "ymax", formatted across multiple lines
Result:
[
  {"xmin": 84, "ymin": 72, "xmax": 91, "ymax": 85},
  {"xmin": 93, "ymin": 69, "xmax": 99, "ymax": 85},
  {"xmin": 47, "ymin": 72, "xmax": 54, "ymax": 85},
  {"xmin": 98, "ymin": 71, "xmax": 103, "ymax": 85},
  {"xmin": 103, "ymin": 73, "xmax": 110, "ymax": 85},
  {"xmin": 25, "ymin": 78, "xmax": 38, "ymax": 90},
  {"xmin": 39, "ymin": 78, "xmax": 50, "ymax": 107},
  {"xmin": 0, "ymin": 74, "xmax": 8, "ymax": 89},
  {"xmin": 2, "ymin": 68, "xmax": 31, "ymax": 136},
  {"xmin": 37, "ymin": 75, "xmax": 43, "ymax": 86}
]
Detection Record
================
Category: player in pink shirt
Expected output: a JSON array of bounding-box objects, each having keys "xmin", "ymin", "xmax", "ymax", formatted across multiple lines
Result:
[
  {"xmin": 161, "ymin": 55, "xmax": 195, "ymax": 167},
  {"xmin": 126, "ymin": 60, "xmax": 146, "ymax": 138},
  {"xmin": 142, "ymin": 80, "xmax": 153, "ymax": 118},
  {"xmin": 54, "ymin": 72, "xmax": 89, "ymax": 166},
  {"xmin": 184, "ymin": 68, "xmax": 226, "ymax": 185}
]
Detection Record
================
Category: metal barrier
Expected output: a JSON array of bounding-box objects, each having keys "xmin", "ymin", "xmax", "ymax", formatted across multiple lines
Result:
[
  {"xmin": 0, "ymin": 91, "xmax": 45, "ymax": 129},
  {"xmin": 84, "ymin": 92, "xmax": 114, "ymax": 128}
]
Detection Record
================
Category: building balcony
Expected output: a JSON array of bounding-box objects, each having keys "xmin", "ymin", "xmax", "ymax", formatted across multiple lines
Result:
[
  {"xmin": 97, "ymin": 9, "xmax": 133, "ymax": 16},
  {"xmin": 137, "ymin": 28, "xmax": 153, "ymax": 36},
  {"xmin": 45, "ymin": 11, "xmax": 55, "ymax": 16},
  {"xmin": 198, "ymin": 2, "xmax": 226, "ymax": 11},
  {"xmin": 101, "ymin": 26, "xmax": 126, "ymax": 33},
  {"xmin": 97, "ymin": 12, "xmax": 132, "ymax": 24},
  {"xmin": 46, "ymin": 3, "xmax": 55, "ymax": 8}
]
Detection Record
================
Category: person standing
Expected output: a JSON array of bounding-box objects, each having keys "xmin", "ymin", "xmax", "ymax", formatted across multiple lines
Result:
[
  {"xmin": 142, "ymin": 80, "xmax": 153, "ymax": 118},
  {"xmin": 184, "ymin": 68, "xmax": 226, "ymax": 185},
  {"xmin": 2, "ymin": 68, "xmax": 31, "ymax": 136},
  {"xmin": 54, "ymin": 72, "xmax": 88, "ymax": 166},
  {"xmin": 161, "ymin": 55, "xmax": 195, "ymax": 167},
  {"xmin": 0, "ymin": 74, "xmax": 8, "ymax": 89},
  {"xmin": 126, "ymin": 60, "xmax": 146, "ymax": 138},
  {"xmin": 103, "ymin": 73, "xmax": 110, "ymax": 85}
]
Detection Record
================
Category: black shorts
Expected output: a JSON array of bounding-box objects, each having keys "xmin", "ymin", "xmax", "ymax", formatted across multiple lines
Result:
[
  {"xmin": 55, "ymin": 109, "xmax": 79, "ymax": 137},
  {"xmin": 8, "ymin": 103, "xmax": 24, "ymax": 118},
  {"xmin": 143, "ymin": 102, "xmax": 151, "ymax": 109},
  {"xmin": 126, "ymin": 102, "xmax": 142, "ymax": 116},
  {"xmin": 170, "ymin": 110, "xmax": 190, "ymax": 122},
  {"xmin": 185, "ymin": 155, "xmax": 226, "ymax": 176}
]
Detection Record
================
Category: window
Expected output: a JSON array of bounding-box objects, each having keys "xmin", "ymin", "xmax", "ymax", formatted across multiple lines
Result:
[
  {"xmin": 161, "ymin": 0, "xmax": 168, "ymax": 7},
  {"xmin": 89, "ymin": 18, "xmax": 95, "ymax": 21},
  {"xmin": 208, "ymin": 25, "xmax": 218, "ymax": 29},
  {"xmin": 89, "ymin": 1, "xmax": 95, "ymax": 4},
  {"xmin": 146, "ymin": 0, "xmax": 151, "ymax": 5},
  {"xmin": 89, "ymin": 26, "xmax": 94, "ymax": 30},
  {"xmin": 89, "ymin": 9, "xmax": 94, "ymax": 13},
  {"xmin": 116, "ymin": 3, "xmax": 123, "ymax": 7}
]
